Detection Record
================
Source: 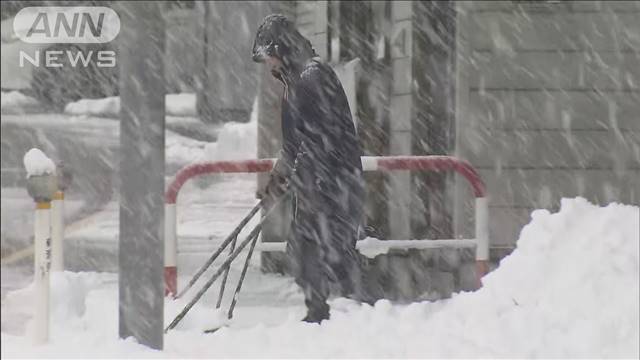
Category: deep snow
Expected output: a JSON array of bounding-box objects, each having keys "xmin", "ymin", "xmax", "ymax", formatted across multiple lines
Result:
[{"xmin": 1, "ymin": 198, "xmax": 638, "ymax": 358}]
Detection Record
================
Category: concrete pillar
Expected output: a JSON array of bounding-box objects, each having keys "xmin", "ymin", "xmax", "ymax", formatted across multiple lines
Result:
[
  {"xmin": 387, "ymin": 1, "xmax": 456, "ymax": 241},
  {"xmin": 388, "ymin": 1, "xmax": 414, "ymax": 240},
  {"xmin": 453, "ymin": 1, "xmax": 474, "ymax": 240},
  {"xmin": 296, "ymin": 1, "xmax": 329, "ymax": 60},
  {"xmin": 412, "ymin": 1, "xmax": 456, "ymax": 239},
  {"xmin": 118, "ymin": 1, "xmax": 165, "ymax": 350},
  {"xmin": 328, "ymin": 1, "xmax": 391, "ymax": 238}
]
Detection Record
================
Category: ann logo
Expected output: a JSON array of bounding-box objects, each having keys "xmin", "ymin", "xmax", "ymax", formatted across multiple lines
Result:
[
  {"xmin": 26, "ymin": 11, "xmax": 105, "ymax": 39},
  {"xmin": 14, "ymin": 7, "xmax": 120, "ymax": 44}
]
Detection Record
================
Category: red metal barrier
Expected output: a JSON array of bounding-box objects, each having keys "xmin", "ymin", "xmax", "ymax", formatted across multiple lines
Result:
[
  {"xmin": 165, "ymin": 159, "xmax": 274, "ymax": 204},
  {"xmin": 164, "ymin": 156, "xmax": 489, "ymax": 297},
  {"xmin": 374, "ymin": 156, "xmax": 485, "ymax": 197}
]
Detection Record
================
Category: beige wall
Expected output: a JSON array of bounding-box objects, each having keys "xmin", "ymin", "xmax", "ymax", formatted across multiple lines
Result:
[
  {"xmin": 164, "ymin": 8, "xmax": 204, "ymax": 93},
  {"xmin": 257, "ymin": 0, "xmax": 640, "ymax": 251},
  {"xmin": 295, "ymin": 1, "xmax": 328, "ymax": 59},
  {"xmin": 454, "ymin": 1, "xmax": 640, "ymax": 248}
]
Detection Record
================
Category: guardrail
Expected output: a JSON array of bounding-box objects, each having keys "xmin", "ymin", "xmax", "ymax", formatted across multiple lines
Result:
[{"xmin": 164, "ymin": 156, "xmax": 489, "ymax": 297}]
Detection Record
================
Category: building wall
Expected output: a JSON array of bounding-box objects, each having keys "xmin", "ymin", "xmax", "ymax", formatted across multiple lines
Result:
[
  {"xmin": 164, "ymin": 7, "xmax": 204, "ymax": 93},
  {"xmin": 198, "ymin": 1, "xmax": 267, "ymax": 123},
  {"xmin": 295, "ymin": 1, "xmax": 328, "ymax": 59},
  {"xmin": 454, "ymin": 1, "xmax": 640, "ymax": 248},
  {"xmin": 258, "ymin": 0, "xmax": 640, "ymax": 261}
]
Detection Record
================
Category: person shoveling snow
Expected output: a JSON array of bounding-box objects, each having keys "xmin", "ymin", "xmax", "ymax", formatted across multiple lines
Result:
[{"xmin": 252, "ymin": 14, "xmax": 375, "ymax": 323}]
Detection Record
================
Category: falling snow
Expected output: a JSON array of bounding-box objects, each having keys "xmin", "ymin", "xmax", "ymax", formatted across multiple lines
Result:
[{"xmin": 1, "ymin": 1, "xmax": 639, "ymax": 358}]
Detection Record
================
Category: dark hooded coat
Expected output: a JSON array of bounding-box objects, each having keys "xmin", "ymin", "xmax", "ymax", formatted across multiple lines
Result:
[{"xmin": 253, "ymin": 14, "xmax": 368, "ymax": 317}]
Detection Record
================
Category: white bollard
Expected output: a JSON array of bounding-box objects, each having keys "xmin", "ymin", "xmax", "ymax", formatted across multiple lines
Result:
[
  {"xmin": 23, "ymin": 148, "xmax": 58, "ymax": 344},
  {"xmin": 23, "ymin": 148, "xmax": 57, "ymax": 344},
  {"xmin": 33, "ymin": 201, "xmax": 52, "ymax": 344},
  {"xmin": 164, "ymin": 203, "xmax": 177, "ymax": 297},
  {"xmin": 474, "ymin": 197, "xmax": 490, "ymax": 262},
  {"xmin": 50, "ymin": 191, "xmax": 64, "ymax": 272},
  {"xmin": 475, "ymin": 196, "xmax": 490, "ymax": 285}
]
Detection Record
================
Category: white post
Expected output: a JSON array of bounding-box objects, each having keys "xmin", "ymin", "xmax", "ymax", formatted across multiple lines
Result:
[
  {"xmin": 50, "ymin": 191, "xmax": 64, "ymax": 272},
  {"xmin": 33, "ymin": 201, "xmax": 51, "ymax": 344},
  {"xmin": 164, "ymin": 203, "xmax": 177, "ymax": 297},
  {"xmin": 360, "ymin": 156, "xmax": 379, "ymax": 171},
  {"xmin": 23, "ymin": 148, "xmax": 57, "ymax": 344},
  {"xmin": 474, "ymin": 197, "xmax": 489, "ymax": 261},
  {"xmin": 474, "ymin": 196, "xmax": 490, "ymax": 287}
]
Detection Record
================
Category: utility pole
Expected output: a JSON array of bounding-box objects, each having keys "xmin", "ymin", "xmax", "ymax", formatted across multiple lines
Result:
[{"xmin": 118, "ymin": 1, "xmax": 165, "ymax": 350}]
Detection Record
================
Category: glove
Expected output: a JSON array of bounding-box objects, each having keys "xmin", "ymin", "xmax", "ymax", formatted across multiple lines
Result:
[
  {"xmin": 257, "ymin": 159, "xmax": 290, "ymax": 208},
  {"xmin": 266, "ymin": 171, "xmax": 288, "ymax": 197}
]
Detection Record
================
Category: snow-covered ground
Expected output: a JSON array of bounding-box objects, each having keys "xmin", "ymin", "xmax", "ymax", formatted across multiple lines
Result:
[{"xmin": 2, "ymin": 197, "xmax": 638, "ymax": 358}]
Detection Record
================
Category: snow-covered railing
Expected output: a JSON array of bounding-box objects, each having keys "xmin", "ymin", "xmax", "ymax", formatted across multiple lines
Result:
[{"xmin": 164, "ymin": 156, "xmax": 489, "ymax": 297}]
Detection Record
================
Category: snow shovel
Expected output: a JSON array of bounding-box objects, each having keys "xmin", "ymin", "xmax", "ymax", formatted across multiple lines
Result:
[
  {"xmin": 173, "ymin": 201, "xmax": 263, "ymax": 300},
  {"xmin": 165, "ymin": 192, "xmax": 288, "ymax": 333},
  {"xmin": 203, "ymin": 227, "xmax": 261, "ymax": 334}
]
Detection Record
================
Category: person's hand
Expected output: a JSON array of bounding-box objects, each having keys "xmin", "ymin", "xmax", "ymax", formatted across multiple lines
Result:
[
  {"xmin": 265, "ymin": 171, "xmax": 288, "ymax": 196},
  {"xmin": 257, "ymin": 168, "xmax": 288, "ymax": 209}
]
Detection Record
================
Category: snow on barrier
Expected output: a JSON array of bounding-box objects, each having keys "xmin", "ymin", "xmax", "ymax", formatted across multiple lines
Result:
[{"xmin": 164, "ymin": 156, "xmax": 489, "ymax": 297}]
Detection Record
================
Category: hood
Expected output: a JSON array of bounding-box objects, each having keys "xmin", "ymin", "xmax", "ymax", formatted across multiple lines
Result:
[{"xmin": 252, "ymin": 14, "xmax": 316, "ymax": 76}]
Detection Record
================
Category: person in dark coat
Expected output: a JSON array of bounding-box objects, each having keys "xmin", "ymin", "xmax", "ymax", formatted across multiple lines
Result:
[{"xmin": 253, "ymin": 14, "xmax": 370, "ymax": 323}]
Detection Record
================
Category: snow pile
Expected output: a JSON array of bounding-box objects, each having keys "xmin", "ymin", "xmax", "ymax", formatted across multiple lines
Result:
[
  {"xmin": 165, "ymin": 93, "xmax": 197, "ymax": 117},
  {"xmin": 426, "ymin": 198, "xmax": 639, "ymax": 358},
  {"xmin": 1, "ymin": 198, "xmax": 638, "ymax": 358},
  {"xmin": 166, "ymin": 131, "xmax": 208, "ymax": 167},
  {"xmin": 170, "ymin": 198, "xmax": 638, "ymax": 358},
  {"xmin": 23, "ymin": 148, "xmax": 55, "ymax": 178},
  {"xmin": 1, "ymin": 272, "xmax": 156, "ymax": 357},
  {"xmin": 203, "ymin": 97, "xmax": 258, "ymax": 161},
  {"xmin": 1, "ymin": 91, "xmax": 40, "ymax": 112},
  {"xmin": 64, "ymin": 96, "xmax": 120, "ymax": 117},
  {"xmin": 168, "ymin": 95, "xmax": 258, "ymax": 167},
  {"xmin": 63, "ymin": 94, "xmax": 197, "ymax": 117},
  {"xmin": 2, "ymin": 272, "xmax": 116, "ymax": 333}
]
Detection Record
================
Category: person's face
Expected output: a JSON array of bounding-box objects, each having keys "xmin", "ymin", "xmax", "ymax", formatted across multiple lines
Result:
[{"xmin": 265, "ymin": 56, "xmax": 283, "ymax": 75}]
